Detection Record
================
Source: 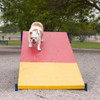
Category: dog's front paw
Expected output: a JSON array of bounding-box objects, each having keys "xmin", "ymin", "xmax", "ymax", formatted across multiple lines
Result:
[
  {"xmin": 29, "ymin": 44, "xmax": 32, "ymax": 47},
  {"xmin": 37, "ymin": 48, "xmax": 41, "ymax": 51},
  {"xmin": 41, "ymin": 39, "xmax": 43, "ymax": 42}
]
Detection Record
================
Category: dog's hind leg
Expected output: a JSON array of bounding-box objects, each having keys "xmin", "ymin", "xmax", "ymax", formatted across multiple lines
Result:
[{"xmin": 40, "ymin": 30, "xmax": 43, "ymax": 42}]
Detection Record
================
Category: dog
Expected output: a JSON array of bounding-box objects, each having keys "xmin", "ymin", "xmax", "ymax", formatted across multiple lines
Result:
[{"xmin": 28, "ymin": 22, "xmax": 44, "ymax": 51}]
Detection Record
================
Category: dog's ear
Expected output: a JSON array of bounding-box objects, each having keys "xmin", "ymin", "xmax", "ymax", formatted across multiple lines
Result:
[
  {"xmin": 30, "ymin": 32, "xmax": 32, "ymax": 35},
  {"xmin": 30, "ymin": 32, "xmax": 32, "ymax": 39}
]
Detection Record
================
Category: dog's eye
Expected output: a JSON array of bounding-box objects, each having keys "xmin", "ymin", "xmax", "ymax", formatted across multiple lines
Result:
[
  {"xmin": 35, "ymin": 37, "xmax": 37, "ymax": 39},
  {"xmin": 30, "ymin": 37, "xmax": 32, "ymax": 39}
]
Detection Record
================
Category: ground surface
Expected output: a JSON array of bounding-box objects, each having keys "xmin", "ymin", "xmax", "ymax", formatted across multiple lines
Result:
[{"xmin": 0, "ymin": 46, "xmax": 100, "ymax": 100}]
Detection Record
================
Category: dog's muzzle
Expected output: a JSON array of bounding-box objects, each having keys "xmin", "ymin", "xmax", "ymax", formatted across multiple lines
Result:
[{"xmin": 33, "ymin": 39, "xmax": 36, "ymax": 44}]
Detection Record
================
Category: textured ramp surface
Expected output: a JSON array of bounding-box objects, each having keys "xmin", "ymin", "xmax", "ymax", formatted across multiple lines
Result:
[
  {"xmin": 18, "ymin": 62, "xmax": 84, "ymax": 89},
  {"xmin": 21, "ymin": 32, "xmax": 76, "ymax": 63},
  {"xmin": 18, "ymin": 31, "xmax": 85, "ymax": 89}
]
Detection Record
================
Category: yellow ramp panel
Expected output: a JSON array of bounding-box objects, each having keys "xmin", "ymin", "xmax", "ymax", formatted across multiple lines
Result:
[{"xmin": 18, "ymin": 62, "xmax": 85, "ymax": 89}]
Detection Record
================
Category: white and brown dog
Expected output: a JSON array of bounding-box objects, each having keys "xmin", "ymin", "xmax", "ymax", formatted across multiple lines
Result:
[{"xmin": 28, "ymin": 22, "xmax": 44, "ymax": 51}]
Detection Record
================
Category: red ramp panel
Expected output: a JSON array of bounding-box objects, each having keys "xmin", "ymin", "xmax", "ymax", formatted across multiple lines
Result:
[
  {"xmin": 18, "ymin": 31, "xmax": 85, "ymax": 90},
  {"xmin": 21, "ymin": 32, "xmax": 76, "ymax": 63}
]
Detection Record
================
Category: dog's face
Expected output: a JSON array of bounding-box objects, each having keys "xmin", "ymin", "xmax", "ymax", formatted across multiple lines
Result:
[{"xmin": 30, "ymin": 31, "xmax": 39, "ymax": 44}]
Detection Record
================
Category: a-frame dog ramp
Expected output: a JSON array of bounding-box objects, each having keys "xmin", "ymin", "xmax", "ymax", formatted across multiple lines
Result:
[{"xmin": 15, "ymin": 31, "xmax": 86, "ymax": 91}]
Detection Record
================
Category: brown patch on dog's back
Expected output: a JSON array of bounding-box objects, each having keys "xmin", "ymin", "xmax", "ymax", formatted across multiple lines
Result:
[
  {"xmin": 32, "ymin": 29, "xmax": 38, "ymax": 31},
  {"xmin": 32, "ymin": 22, "xmax": 43, "ymax": 30}
]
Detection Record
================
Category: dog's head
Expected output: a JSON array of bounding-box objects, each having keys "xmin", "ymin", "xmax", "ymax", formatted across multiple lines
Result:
[{"xmin": 30, "ymin": 31, "xmax": 39, "ymax": 44}]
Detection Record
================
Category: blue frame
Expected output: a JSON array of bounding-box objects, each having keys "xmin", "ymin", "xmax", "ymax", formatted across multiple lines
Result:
[
  {"xmin": 85, "ymin": 83, "xmax": 87, "ymax": 91},
  {"xmin": 15, "ymin": 84, "xmax": 18, "ymax": 91},
  {"xmin": 21, "ymin": 31, "xmax": 23, "ymax": 46},
  {"xmin": 67, "ymin": 32, "xmax": 69, "ymax": 38}
]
